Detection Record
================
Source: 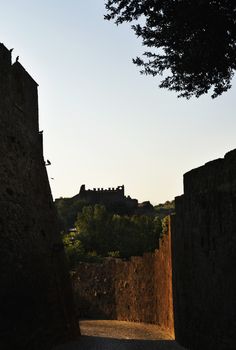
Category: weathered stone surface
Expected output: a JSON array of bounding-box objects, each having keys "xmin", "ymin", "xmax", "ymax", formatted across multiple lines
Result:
[
  {"xmin": 72, "ymin": 225, "xmax": 174, "ymax": 335},
  {"xmin": 172, "ymin": 149, "xmax": 236, "ymax": 350},
  {"xmin": 0, "ymin": 43, "xmax": 79, "ymax": 349}
]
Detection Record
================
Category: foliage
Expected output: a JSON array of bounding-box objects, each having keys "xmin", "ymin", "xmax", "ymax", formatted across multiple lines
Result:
[
  {"xmin": 107, "ymin": 250, "xmax": 120, "ymax": 257},
  {"xmin": 55, "ymin": 194, "xmax": 137, "ymax": 233},
  {"xmin": 75, "ymin": 205, "xmax": 112, "ymax": 255},
  {"xmin": 62, "ymin": 230, "xmax": 103, "ymax": 268},
  {"xmin": 161, "ymin": 215, "xmax": 170, "ymax": 237},
  {"xmin": 62, "ymin": 231, "xmax": 85, "ymax": 267},
  {"xmin": 55, "ymin": 197, "xmax": 89, "ymax": 232},
  {"xmin": 154, "ymin": 200, "xmax": 175, "ymax": 219},
  {"xmin": 63, "ymin": 204, "xmax": 163, "ymax": 266},
  {"xmin": 105, "ymin": 0, "xmax": 236, "ymax": 98},
  {"xmin": 155, "ymin": 200, "xmax": 175, "ymax": 210}
]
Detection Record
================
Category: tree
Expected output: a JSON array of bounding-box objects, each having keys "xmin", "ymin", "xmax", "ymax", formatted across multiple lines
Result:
[
  {"xmin": 74, "ymin": 204, "xmax": 162, "ymax": 259},
  {"xmin": 105, "ymin": 0, "xmax": 236, "ymax": 98},
  {"xmin": 76, "ymin": 204, "xmax": 112, "ymax": 255},
  {"xmin": 55, "ymin": 197, "xmax": 89, "ymax": 232},
  {"xmin": 62, "ymin": 231, "xmax": 85, "ymax": 268}
]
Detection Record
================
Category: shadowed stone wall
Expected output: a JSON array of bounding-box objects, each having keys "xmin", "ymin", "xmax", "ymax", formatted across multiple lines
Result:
[
  {"xmin": 72, "ymin": 225, "xmax": 174, "ymax": 335},
  {"xmin": 172, "ymin": 149, "xmax": 236, "ymax": 350},
  {"xmin": 0, "ymin": 43, "xmax": 79, "ymax": 350}
]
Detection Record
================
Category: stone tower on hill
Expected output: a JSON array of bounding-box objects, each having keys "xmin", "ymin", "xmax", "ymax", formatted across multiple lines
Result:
[
  {"xmin": 76, "ymin": 184, "xmax": 138, "ymax": 213},
  {"xmin": 0, "ymin": 44, "xmax": 79, "ymax": 349}
]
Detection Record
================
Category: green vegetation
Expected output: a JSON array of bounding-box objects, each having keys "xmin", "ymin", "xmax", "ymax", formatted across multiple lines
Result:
[
  {"xmin": 161, "ymin": 216, "xmax": 170, "ymax": 237},
  {"xmin": 55, "ymin": 196, "xmax": 137, "ymax": 232},
  {"xmin": 154, "ymin": 200, "xmax": 175, "ymax": 219},
  {"xmin": 57, "ymin": 196, "xmax": 175, "ymax": 268},
  {"xmin": 55, "ymin": 197, "xmax": 90, "ymax": 231},
  {"xmin": 62, "ymin": 204, "xmax": 163, "ymax": 268},
  {"xmin": 105, "ymin": 1, "xmax": 236, "ymax": 98}
]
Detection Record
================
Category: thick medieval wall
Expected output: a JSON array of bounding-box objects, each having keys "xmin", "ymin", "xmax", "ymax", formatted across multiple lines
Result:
[
  {"xmin": 0, "ymin": 44, "xmax": 79, "ymax": 349},
  {"xmin": 72, "ymin": 225, "xmax": 174, "ymax": 335},
  {"xmin": 172, "ymin": 149, "xmax": 236, "ymax": 350}
]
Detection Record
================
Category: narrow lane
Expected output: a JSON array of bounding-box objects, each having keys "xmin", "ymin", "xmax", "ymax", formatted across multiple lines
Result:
[{"xmin": 54, "ymin": 320, "xmax": 187, "ymax": 350}]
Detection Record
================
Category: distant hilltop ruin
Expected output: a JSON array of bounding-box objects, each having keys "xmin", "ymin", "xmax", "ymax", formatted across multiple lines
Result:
[
  {"xmin": 74, "ymin": 184, "xmax": 155, "ymax": 215},
  {"xmin": 76, "ymin": 184, "xmax": 137, "ymax": 209},
  {"xmin": 55, "ymin": 184, "xmax": 156, "ymax": 230}
]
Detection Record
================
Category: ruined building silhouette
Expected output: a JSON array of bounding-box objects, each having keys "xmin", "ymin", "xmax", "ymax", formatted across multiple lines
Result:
[
  {"xmin": 55, "ymin": 184, "xmax": 156, "ymax": 230},
  {"xmin": 77, "ymin": 184, "xmax": 138, "ymax": 211},
  {"xmin": 0, "ymin": 43, "xmax": 79, "ymax": 350}
]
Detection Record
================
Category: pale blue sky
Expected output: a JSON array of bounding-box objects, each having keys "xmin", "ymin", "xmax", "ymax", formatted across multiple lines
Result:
[{"xmin": 1, "ymin": 1, "xmax": 236, "ymax": 204}]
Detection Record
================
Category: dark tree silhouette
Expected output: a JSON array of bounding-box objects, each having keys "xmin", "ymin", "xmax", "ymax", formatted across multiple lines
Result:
[{"xmin": 105, "ymin": 1, "xmax": 236, "ymax": 98}]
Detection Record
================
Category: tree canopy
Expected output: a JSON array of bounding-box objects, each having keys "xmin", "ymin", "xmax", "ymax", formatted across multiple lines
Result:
[
  {"xmin": 63, "ymin": 204, "xmax": 163, "ymax": 267},
  {"xmin": 75, "ymin": 204, "xmax": 162, "ymax": 258},
  {"xmin": 105, "ymin": 0, "xmax": 236, "ymax": 98}
]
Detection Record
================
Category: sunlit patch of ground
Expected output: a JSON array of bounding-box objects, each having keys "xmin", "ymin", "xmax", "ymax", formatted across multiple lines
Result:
[{"xmin": 80, "ymin": 319, "xmax": 174, "ymax": 340}]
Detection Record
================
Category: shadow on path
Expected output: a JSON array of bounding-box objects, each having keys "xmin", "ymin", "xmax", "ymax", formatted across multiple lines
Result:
[
  {"xmin": 55, "ymin": 335, "xmax": 186, "ymax": 350},
  {"xmin": 54, "ymin": 320, "xmax": 187, "ymax": 350}
]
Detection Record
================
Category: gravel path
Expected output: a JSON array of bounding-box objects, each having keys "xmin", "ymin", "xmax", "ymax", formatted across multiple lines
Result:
[{"xmin": 53, "ymin": 320, "xmax": 187, "ymax": 350}]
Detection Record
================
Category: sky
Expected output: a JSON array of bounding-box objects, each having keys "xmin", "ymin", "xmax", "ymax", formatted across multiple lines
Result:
[{"xmin": 1, "ymin": 1, "xmax": 236, "ymax": 205}]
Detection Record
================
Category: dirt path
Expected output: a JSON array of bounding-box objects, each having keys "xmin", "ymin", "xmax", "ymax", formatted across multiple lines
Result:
[{"xmin": 54, "ymin": 320, "xmax": 187, "ymax": 350}]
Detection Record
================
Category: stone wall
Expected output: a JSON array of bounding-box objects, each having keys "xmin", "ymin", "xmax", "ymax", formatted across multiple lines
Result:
[
  {"xmin": 0, "ymin": 43, "xmax": 79, "ymax": 349},
  {"xmin": 72, "ymin": 224, "xmax": 174, "ymax": 335},
  {"xmin": 172, "ymin": 149, "xmax": 236, "ymax": 350}
]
